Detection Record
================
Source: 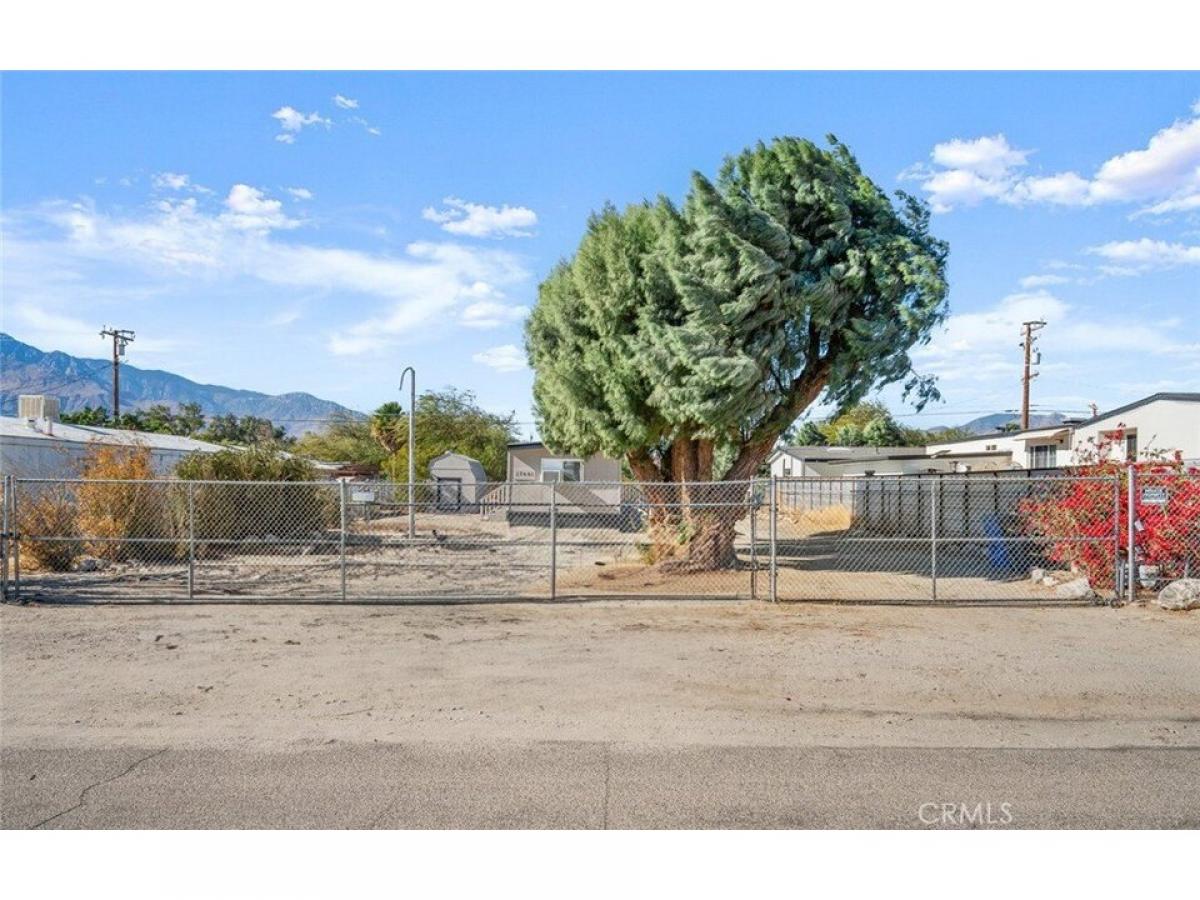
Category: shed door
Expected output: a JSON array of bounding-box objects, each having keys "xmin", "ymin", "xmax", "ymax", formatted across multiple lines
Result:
[{"xmin": 436, "ymin": 477, "xmax": 463, "ymax": 511}]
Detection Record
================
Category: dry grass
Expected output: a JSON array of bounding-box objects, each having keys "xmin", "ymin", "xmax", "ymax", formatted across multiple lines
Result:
[
  {"xmin": 782, "ymin": 504, "xmax": 852, "ymax": 536},
  {"xmin": 16, "ymin": 485, "xmax": 80, "ymax": 572}
]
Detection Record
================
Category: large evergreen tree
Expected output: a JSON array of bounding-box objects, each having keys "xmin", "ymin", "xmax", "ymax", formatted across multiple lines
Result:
[{"xmin": 526, "ymin": 136, "xmax": 948, "ymax": 568}]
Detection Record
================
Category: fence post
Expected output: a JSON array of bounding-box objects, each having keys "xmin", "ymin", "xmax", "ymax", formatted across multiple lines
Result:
[
  {"xmin": 339, "ymin": 480, "xmax": 348, "ymax": 603},
  {"xmin": 749, "ymin": 483, "xmax": 758, "ymax": 601},
  {"xmin": 1126, "ymin": 465, "xmax": 1137, "ymax": 605},
  {"xmin": 11, "ymin": 479, "xmax": 19, "ymax": 602},
  {"xmin": 549, "ymin": 486, "xmax": 557, "ymax": 601},
  {"xmin": 187, "ymin": 481, "xmax": 196, "ymax": 601},
  {"xmin": 930, "ymin": 478, "xmax": 939, "ymax": 603},
  {"xmin": 768, "ymin": 475, "xmax": 778, "ymax": 603},
  {"xmin": 1112, "ymin": 475, "xmax": 1121, "ymax": 603},
  {"xmin": 1, "ymin": 474, "xmax": 9, "ymax": 602}
]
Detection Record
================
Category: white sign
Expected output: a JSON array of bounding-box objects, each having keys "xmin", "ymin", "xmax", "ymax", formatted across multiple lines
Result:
[
  {"xmin": 1140, "ymin": 486, "xmax": 1168, "ymax": 506},
  {"xmin": 351, "ymin": 490, "xmax": 376, "ymax": 503}
]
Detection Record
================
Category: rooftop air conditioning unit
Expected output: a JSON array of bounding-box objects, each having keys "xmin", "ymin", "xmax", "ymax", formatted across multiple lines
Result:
[{"xmin": 18, "ymin": 394, "xmax": 60, "ymax": 422}]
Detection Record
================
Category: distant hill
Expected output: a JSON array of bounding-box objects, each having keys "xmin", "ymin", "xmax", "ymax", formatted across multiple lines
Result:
[
  {"xmin": 0, "ymin": 333, "xmax": 363, "ymax": 434},
  {"xmin": 943, "ymin": 411, "xmax": 1069, "ymax": 435}
]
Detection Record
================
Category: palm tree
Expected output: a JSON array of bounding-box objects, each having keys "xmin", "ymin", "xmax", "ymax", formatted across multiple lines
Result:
[{"xmin": 370, "ymin": 402, "xmax": 407, "ymax": 455}]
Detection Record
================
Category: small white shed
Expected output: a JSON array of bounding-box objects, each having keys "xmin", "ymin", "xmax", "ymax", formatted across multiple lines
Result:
[{"xmin": 427, "ymin": 451, "xmax": 488, "ymax": 511}]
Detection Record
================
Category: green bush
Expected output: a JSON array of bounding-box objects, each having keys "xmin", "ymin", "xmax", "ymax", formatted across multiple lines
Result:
[{"xmin": 175, "ymin": 447, "xmax": 338, "ymax": 549}]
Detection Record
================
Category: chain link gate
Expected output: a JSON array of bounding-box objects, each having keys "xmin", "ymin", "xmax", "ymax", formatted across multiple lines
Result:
[{"xmin": 3, "ymin": 470, "xmax": 1193, "ymax": 604}]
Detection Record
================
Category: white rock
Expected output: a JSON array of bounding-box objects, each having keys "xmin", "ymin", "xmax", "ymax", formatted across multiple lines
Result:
[
  {"xmin": 1041, "ymin": 576, "xmax": 1056, "ymax": 587},
  {"xmin": 1055, "ymin": 577, "xmax": 1096, "ymax": 600},
  {"xmin": 1030, "ymin": 567, "xmax": 1046, "ymax": 583},
  {"xmin": 1156, "ymin": 579, "xmax": 1200, "ymax": 611}
]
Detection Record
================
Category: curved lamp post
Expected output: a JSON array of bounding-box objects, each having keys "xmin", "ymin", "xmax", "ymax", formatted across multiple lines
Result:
[{"xmin": 399, "ymin": 366, "xmax": 416, "ymax": 539}]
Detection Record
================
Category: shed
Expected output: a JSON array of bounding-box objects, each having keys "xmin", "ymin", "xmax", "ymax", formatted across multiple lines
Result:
[{"xmin": 427, "ymin": 451, "xmax": 488, "ymax": 511}]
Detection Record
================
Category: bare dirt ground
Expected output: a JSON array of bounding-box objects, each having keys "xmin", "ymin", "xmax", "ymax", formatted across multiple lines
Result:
[{"xmin": 3, "ymin": 600, "xmax": 1197, "ymax": 751}]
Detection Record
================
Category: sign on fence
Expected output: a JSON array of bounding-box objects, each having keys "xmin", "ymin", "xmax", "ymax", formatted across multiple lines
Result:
[{"xmin": 1140, "ymin": 486, "xmax": 1169, "ymax": 506}]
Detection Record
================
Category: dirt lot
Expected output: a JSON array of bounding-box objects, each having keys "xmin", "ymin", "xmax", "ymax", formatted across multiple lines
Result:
[{"xmin": 3, "ymin": 600, "xmax": 1197, "ymax": 751}]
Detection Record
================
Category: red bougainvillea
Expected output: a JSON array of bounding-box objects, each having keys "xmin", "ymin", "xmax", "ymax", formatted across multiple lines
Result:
[{"xmin": 1019, "ymin": 428, "xmax": 1200, "ymax": 590}]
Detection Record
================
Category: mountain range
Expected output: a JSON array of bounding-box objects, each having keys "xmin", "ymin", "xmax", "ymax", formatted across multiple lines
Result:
[
  {"xmin": 948, "ymin": 411, "xmax": 1069, "ymax": 434},
  {"xmin": 0, "ymin": 334, "xmax": 361, "ymax": 434},
  {"xmin": 2, "ymin": 333, "xmax": 1070, "ymax": 438}
]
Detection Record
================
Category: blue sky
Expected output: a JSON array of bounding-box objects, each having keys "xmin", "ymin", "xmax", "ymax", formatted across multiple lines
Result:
[{"xmin": 2, "ymin": 72, "xmax": 1198, "ymax": 433}]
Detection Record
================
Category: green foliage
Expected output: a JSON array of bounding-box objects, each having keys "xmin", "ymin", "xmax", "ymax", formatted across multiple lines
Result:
[
  {"xmin": 175, "ymin": 446, "xmax": 317, "ymax": 482},
  {"xmin": 60, "ymin": 404, "xmax": 111, "ymax": 426},
  {"xmin": 786, "ymin": 420, "xmax": 828, "ymax": 446},
  {"xmin": 175, "ymin": 447, "xmax": 333, "ymax": 546},
  {"xmin": 526, "ymin": 134, "xmax": 949, "ymax": 483},
  {"xmin": 862, "ymin": 416, "xmax": 906, "ymax": 448},
  {"xmin": 794, "ymin": 400, "xmax": 947, "ymax": 449},
  {"xmin": 833, "ymin": 423, "xmax": 866, "ymax": 446},
  {"xmin": 364, "ymin": 388, "xmax": 518, "ymax": 482},
  {"xmin": 198, "ymin": 413, "xmax": 290, "ymax": 446},
  {"xmin": 294, "ymin": 415, "xmax": 386, "ymax": 467},
  {"xmin": 59, "ymin": 401, "xmax": 287, "ymax": 446}
]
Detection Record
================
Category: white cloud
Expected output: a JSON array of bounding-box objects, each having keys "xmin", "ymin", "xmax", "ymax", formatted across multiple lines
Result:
[
  {"xmin": 915, "ymin": 289, "xmax": 1200, "ymax": 396},
  {"xmin": 271, "ymin": 106, "xmax": 331, "ymax": 143},
  {"xmin": 5, "ymin": 186, "xmax": 532, "ymax": 359},
  {"xmin": 347, "ymin": 115, "xmax": 381, "ymax": 136},
  {"xmin": 151, "ymin": 171, "xmax": 212, "ymax": 195},
  {"xmin": 268, "ymin": 307, "xmax": 303, "ymax": 326},
  {"xmin": 286, "ymin": 187, "xmax": 313, "ymax": 201},
  {"xmin": 152, "ymin": 172, "xmax": 190, "ymax": 191},
  {"xmin": 472, "ymin": 344, "xmax": 527, "ymax": 373},
  {"xmin": 459, "ymin": 300, "xmax": 529, "ymax": 329},
  {"xmin": 1133, "ymin": 192, "xmax": 1200, "ymax": 218},
  {"xmin": 223, "ymin": 185, "xmax": 300, "ymax": 233},
  {"xmin": 1087, "ymin": 238, "xmax": 1200, "ymax": 269},
  {"xmin": 333, "ymin": 94, "xmax": 359, "ymax": 110},
  {"xmin": 906, "ymin": 100, "xmax": 1200, "ymax": 215},
  {"xmin": 422, "ymin": 196, "xmax": 537, "ymax": 238},
  {"xmin": 931, "ymin": 135, "xmax": 1029, "ymax": 179},
  {"xmin": 1018, "ymin": 273, "xmax": 1072, "ymax": 288}
]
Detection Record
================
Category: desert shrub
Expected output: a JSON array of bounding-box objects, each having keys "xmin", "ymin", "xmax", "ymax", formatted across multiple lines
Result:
[
  {"xmin": 16, "ymin": 484, "xmax": 81, "ymax": 571},
  {"xmin": 175, "ymin": 447, "xmax": 337, "ymax": 548},
  {"xmin": 75, "ymin": 444, "xmax": 179, "ymax": 562}
]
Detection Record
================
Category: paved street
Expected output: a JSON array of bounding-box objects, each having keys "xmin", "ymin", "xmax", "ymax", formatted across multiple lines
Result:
[
  {"xmin": 5, "ymin": 743, "xmax": 1199, "ymax": 829},
  {"xmin": 5, "ymin": 601, "xmax": 1199, "ymax": 828}
]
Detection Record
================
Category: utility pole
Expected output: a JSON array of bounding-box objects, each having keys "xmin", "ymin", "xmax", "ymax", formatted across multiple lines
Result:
[
  {"xmin": 399, "ymin": 366, "xmax": 416, "ymax": 539},
  {"xmin": 1019, "ymin": 320, "xmax": 1045, "ymax": 430},
  {"xmin": 99, "ymin": 327, "xmax": 135, "ymax": 420}
]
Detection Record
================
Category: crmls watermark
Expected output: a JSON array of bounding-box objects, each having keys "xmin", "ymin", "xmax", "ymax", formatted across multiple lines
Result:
[{"xmin": 918, "ymin": 802, "xmax": 1014, "ymax": 827}]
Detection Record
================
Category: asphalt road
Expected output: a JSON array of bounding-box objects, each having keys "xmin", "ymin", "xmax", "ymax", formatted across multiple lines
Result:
[{"xmin": 5, "ymin": 743, "xmax": 1198, "ymax": 829}]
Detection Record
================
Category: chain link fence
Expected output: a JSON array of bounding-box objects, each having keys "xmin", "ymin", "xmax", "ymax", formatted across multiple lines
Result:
[{"xmin": 1, "ymin": 471, "xmax": 1192, "ymax": 604}]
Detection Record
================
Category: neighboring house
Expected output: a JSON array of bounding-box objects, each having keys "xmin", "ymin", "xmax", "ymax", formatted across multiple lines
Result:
[
  {"xmin": 924, "ymin": 424, "xmax": 1071, "ymax": 470},
  {"xmin": 428, "ymin": 451, "xmax": 488, "ymax": 511},
  {"xmin": 780, "ymin": 393, "xmax": 1200, "ymax": 478},
  {"xmin": 814, "ymin": 450, "xmax": 1012, "ymax": 477},
  {"xmin": 1068, "ymin": 393, "xmax": 1200, "ymax": 465},
  {"xmin": 769, "ymin": 445, "xmax": 917, "ymax": 477},
  {"xmin": 505, "ymin": 441, "xmax": 621, "ymax": 484},
  {"xmin": 0, "ymin": 395, "xmax": 227, "ymax": 478},
  {"xmin": 502, "ymin": 441, "xmax": 626, "ymax": 523}
]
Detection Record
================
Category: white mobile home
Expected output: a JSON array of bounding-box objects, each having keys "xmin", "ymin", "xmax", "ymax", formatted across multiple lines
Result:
[
  {"xmin": 924, "ymin": 425, "xmax": 1071, "ymax": 470},
  {"xmin": 0, "ymin": 397, "xmax": 226, "ymax": 479},
  {"xmin": 1068, "ymin": 393, "xmax": 1200, "ymax": 465}
]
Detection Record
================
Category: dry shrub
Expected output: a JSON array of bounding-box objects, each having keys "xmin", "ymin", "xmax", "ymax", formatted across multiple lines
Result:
[
  {"xmin": 783, "ymin": 504, "xmax": 852, "ymax": 535},
  {"xmin": 16, "ymin": 484, "xmax": 80, "ymax": 571},
  {"xmin": 75, "ymin": 444, "xmax": 178, "ymax": 561}
]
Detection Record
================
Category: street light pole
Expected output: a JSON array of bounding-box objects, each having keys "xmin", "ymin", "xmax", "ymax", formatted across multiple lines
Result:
[{"xmin": 399, "ymin": 366, "xmax": 416, "ymax": 539}]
